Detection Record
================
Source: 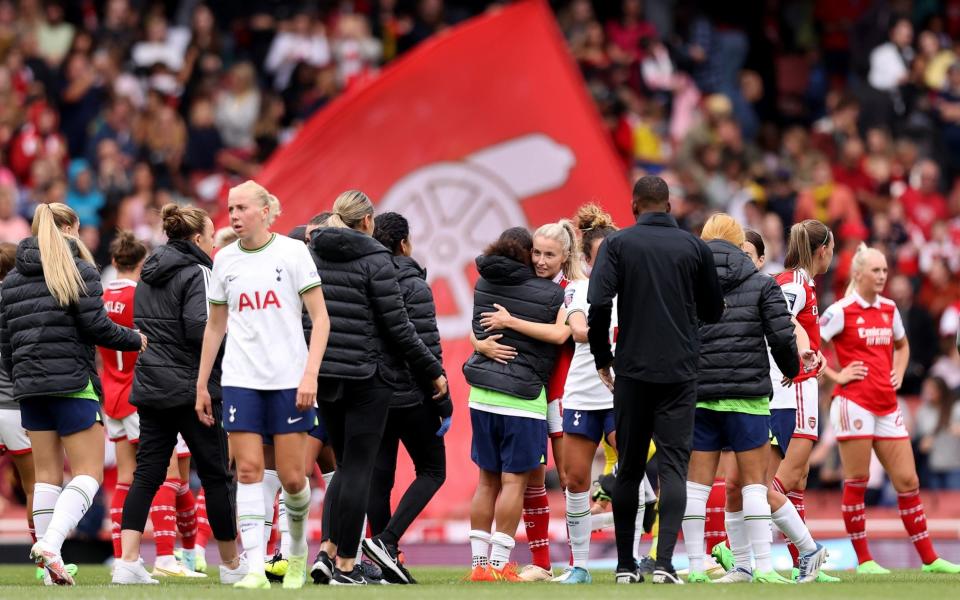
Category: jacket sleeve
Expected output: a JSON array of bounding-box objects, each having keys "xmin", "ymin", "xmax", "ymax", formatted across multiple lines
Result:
[
  {"xmin": 75, "ymin": 262, "xmax": 142, "ymax": 351},
  {"xmin": 407, "ymin": 278, "xmax": 443, "ymax": 361},
  {"xmin": 760, "ymin": 277, "xmax": 800, "ymax": 378},
  {"xmin": 587, "ymin": 238, "xmax": 617, "ymax": 369},
  {"xmin": 368, "ymin": 257, "xmax": 443, "ymax": 380},
  {"xmin": 0, "ymin": 302, "xmax": 11, "ymax": 377},
  {"xmin": 695, "ymin": 239, "xmax": 725, "ymax": 324},
  {"xmin": 180, "ymin": 267, "xmax": 209, "ymax": 350}
]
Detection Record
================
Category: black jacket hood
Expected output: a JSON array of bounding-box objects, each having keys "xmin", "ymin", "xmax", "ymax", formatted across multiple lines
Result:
[
  {"xmin": 311, "ymin": 227, "xmax": 388, "ymax": 262},
  {"xmin": 475, "ymin": 254, "xmax": 534, "ymax": 285},
  {"xmin": 708, "ymin": 239, "xmax": 757, "ymax": 294},
  {"xmin": 141, "ymin": 240, "xmax": 212, "ymax": 286},
  {"xmin": 395, "ymin": 255, "xmax": 426, "ymax": 281}
]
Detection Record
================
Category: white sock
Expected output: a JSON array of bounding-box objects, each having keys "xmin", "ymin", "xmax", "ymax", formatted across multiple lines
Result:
[
  {"xmin": 742, "ymin": 484, "xmax": 772, "ymax": 572},
  {"xmin": 33, "ymin": 483, "xmax": 62, "ymax": 540},
  {"xmin": 469, "ymin": 529, "xmax": 491, "ymax": 568},
  {"xmin": 262, "ymin": 470, "xmax": 281, "ymax": 548},
  {"xmin": 681, "ymin": 481, "xmax": 710, "ymax": 573},
  {"xmin": 590, "ymin": 511, "xmax": 615, "ymax": 531},
  {"xmin": 642, "ymin": 475, "xmax": 657, "ymax": 504},
  {"xmin": 283, "ymin": 480, "xmax": 311, "ymax": 557},
  {"xmin": 237, "ymin": 481, "xmax": 266, "ymax": 575},
  {"xmin": 725, "ymin": 510, "xmax": 751, "ymax": 571},
  {"xmin": 633, "ymin": 491, "xmax": 646, "ymax": 562},
  {"xmin": 44, "ymin": 475, "xmax": 99, "ymax": 552},
  {"xmin": 566, "ymin": 490, "xmax": 591, "ymax": 568},
  {"xmin": 356, "ymin": 515, "xmax": 367, "ymax": 559},
  {"xmin": 489, "ymin": 532, "xmax": 515, "ymax": 569},
  {"xmin": 278, "ymin": 491, "xmax": 291, "ymax": 556},
  {"xmin": 771, "ymin": 501, "xmax": 816, "ymax": 554}
]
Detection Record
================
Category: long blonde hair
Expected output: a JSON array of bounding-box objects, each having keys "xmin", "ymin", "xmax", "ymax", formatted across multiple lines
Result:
[
  {"xmin": 231, "ymin": 180, "xmax": 281, "ymax": 226},
  {"xmin": 845, "ymin": 243, "xmax": 885, "ymax": 297},
  {"xmin": 700, "ymin": 213, "xmax": 745, "ymax": 247},
  {"xmin": 327, "ymin": 190, "xmax": 374, "ymax": 230},
  {"xmin": 32, "ymin": 203, "xmax": 93, "ymax": 306},
  {"xmin": 534, "ymin": 219, "xmax": 586, "ymax": 281}
]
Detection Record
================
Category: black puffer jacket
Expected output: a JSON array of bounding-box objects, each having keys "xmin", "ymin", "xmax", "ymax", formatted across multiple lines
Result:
[
  {"xmin": 697, "ymin": 239, "xmax": 799, "ymax": 401},
  {"xmin": 0, "ymin": 237, "xmax": 141, "ymax": 400},
  {"xmin": 380, "ymin": 256, "xmax": 452, "ymax": 415},
  {"xmin": 310, "ymin": 227, "xmax": 443, "ymax": 384},
  {"xmin": 463, "ymin": 255, "xmax": 564, "ymax": 400},
  {"xmin": 131, "ymin": 240, "xmax": 223, "ymax": 409}
]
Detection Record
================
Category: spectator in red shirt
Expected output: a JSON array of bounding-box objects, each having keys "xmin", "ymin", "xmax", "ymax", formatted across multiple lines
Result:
[
  {"xmin": 899, "ymin": 159, "xmax": 950, "ymax": 240},
  {"xmin": 833, "ymin": 137, "xmax": 882, "ymax": 215},
  {"xmin": 606, "ymin": 0, "xmax": 657, "ymax": 66}
]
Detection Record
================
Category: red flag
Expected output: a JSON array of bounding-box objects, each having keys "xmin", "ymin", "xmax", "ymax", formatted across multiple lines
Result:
[{"xmin": 256, "ymin": 0, "xmax": 631, "ymax": 519}]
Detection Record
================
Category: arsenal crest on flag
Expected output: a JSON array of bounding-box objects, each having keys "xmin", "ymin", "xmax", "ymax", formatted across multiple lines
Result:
[{"xmin": 255, "ymin": 0, "xmax": 631, "ymax": 519}]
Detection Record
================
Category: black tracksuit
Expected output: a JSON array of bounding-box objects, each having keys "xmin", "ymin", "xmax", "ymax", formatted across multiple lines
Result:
[
  {"xmin": 587, "ymin": 211, "xmax": 724, "ymax": 573},
  {"xmin": 120, "ymin": 240, "xmax": 235, "ymax": 541},
  {"xmin": 310, "ymin": 228, "xmax": 442, "ymax": 560},
  {"xmin": 367, "ymin": 256, "xmax": 450, "ymax": 548}
]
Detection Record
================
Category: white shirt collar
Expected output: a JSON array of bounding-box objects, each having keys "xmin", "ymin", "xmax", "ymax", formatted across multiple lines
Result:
[
  {"xmin": 853, "ymin": 291, "xmax": 881, "ymax": 309},
  {"xmin": 108, "ymin": 278, "xmax": 138, "ymax": 289}
]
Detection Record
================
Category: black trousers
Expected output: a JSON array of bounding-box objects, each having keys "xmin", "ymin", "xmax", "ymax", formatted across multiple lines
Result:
[
  {"xmin": 121, "ymin": 403, "xmax": 236, "ymax": 542},
  {"xmin": 612, "ymin": 377, "xmax": 696, "ymax": 572},
  {"xmin": 367, "ymin": 402, "xmax": 446, "ymax": 546},
  {"xmin": 318, "ymin": 375, "xmax": 391, "ymax": 559}
]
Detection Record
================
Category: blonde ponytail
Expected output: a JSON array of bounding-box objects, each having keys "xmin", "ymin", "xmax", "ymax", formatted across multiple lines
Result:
[
  {"xmin": 534, "ymin": 219, "xmax": 586, "ymax": 281},
  {"xmin": 328, "ymin": 190, "xmax": 374, "ymax": 230},
  {"xmin": 32, "ymin": 203, "xmax": 87, "ymax": 306}
]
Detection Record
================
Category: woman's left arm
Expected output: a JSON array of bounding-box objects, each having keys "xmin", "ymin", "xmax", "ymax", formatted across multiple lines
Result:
[
  {"xmin": 480, "ymin": 303, "xmax": 571, "ymax": 345},
  {"xmin": 891, "ymin": 336, "xmax": 909, "ymax": 391}
]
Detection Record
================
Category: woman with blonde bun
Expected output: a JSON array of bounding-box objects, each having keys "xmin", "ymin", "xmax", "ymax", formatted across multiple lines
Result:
[{"xmin": 197, "ymin": 181, "xmax": 331, "ymax": 590}]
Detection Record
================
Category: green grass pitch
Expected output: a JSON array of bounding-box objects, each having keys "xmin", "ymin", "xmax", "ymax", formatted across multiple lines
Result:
[{"xmin": 0, "ymin": 566, "xmax": 959, "ymax": 598}]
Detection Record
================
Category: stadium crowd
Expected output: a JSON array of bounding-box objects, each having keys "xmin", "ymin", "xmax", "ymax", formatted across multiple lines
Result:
[{"xmin": 0, "ymin": 0, "xmax": 958, "ymax": 575}]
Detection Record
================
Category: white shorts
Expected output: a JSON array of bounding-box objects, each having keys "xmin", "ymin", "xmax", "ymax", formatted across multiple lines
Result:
[
  {"xmin": 105, "ymin": 412, "xmax": 141, "ymax": 443},
  {"xmin": 830, "ymin": 396, "xmax": 909, "ymax": 440},
  {"xmin": 771, "ymin": 377, "xmax": 819, "ymax": 440},
  {"xmin": 106, "ymin": 412, "xmax": 190, "ymax": 457},
  {"xmin": 0, "ymin": 409, "xmax": 31, "ymax": 455},
  {"xmin": 175, "ymin": 434, "xmax": 191, "ymax": 458}
]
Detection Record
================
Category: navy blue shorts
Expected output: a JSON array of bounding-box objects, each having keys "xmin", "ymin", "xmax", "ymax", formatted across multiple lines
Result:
[
  {"xmin": 222, "ymin": 387, "xmax": 316, "ymax": 437},
  {"xmin": 769, "ymin": 408, "xmax": 796, "ymax": 458},
  {"xmin": 308, "ymin": 412, "xmax": 328, "ymax": 444},
  {"xmin": 470, "ymin": 408, "xmax": 547, "ymax": 474},
  {"xmin": 692, "ymin": 407, "xmax": 769, "ymax": 453},
  {"xmin": 562, "ymin": 407, "xmax": 615, "ymax": 444},
  {"xmin": 20, "ymin": 396, "xmax": 101, "ymax": 436}
]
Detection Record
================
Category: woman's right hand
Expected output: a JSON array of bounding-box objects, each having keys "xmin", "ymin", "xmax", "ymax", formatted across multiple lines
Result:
[
  {"xmin": 836, "ymin": 361, "xmax": 868, "ymax": 385},
  {"xmin": 138, "ymin": 332, "xmax": 148, "ymax": 353},
  {"xmin": 195, "ymin": 384, "xmax": 214, "ymax": 427},
  {"xmin": 431, "ymin": 374, "xmax": 448, "ymax": 400},
  {"xmin": 476, "ymin": 334, "xmax": 517, "ymax": 365}
]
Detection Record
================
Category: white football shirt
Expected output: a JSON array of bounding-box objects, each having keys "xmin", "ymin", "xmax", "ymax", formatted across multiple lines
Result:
[
  {"xmin": 208, "ymin": 234, "xmax": 321, "ymax": 389},
  {"xmin": 562, "ymin": 279, "xmax": 617, "ymax": 411}
]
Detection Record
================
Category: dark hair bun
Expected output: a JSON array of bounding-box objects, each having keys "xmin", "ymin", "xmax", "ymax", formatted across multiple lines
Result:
[
  {"xmin": 161, "ymin": 202, "xmax": 208, "ymax": 241},
  {"xmin": 110, "ymin": 230, "xmax": 148, "ymax": 269}
]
